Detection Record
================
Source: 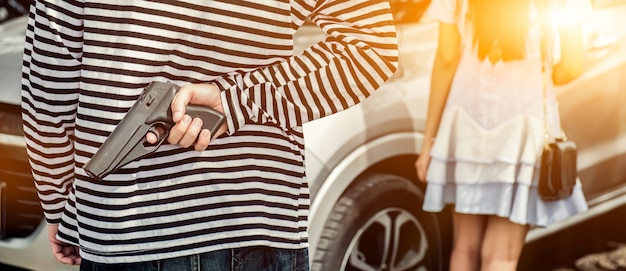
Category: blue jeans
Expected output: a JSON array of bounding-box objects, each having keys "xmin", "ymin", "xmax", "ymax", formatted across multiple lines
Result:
[{"xmin": 80, "ymin": 246, "xmax": 309, "ymax": 271}]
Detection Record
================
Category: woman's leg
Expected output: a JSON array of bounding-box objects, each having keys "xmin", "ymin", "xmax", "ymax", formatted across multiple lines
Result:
[
  {"xmin": 480, "ymin": 216, "xmax": 529, "ymax": 271},
  {"xmin": 449, "ymin": 212, "xmax": 487, "ymax": 271}
]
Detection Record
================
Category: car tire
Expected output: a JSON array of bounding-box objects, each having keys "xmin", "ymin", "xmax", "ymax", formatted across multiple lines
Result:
[{"xmin": 311, "ymin": 173, "xmax": 445, "ymax": 271}]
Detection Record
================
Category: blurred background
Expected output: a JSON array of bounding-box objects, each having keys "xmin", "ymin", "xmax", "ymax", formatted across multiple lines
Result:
[{"xmin": 1, "ymin": 0, "xmax": 625, "ymax": 270}]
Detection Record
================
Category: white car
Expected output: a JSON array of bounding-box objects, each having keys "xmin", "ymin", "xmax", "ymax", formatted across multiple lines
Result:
[{"xmin": 1, "ymin": 0, "xmax": 626, "ymax": 270}]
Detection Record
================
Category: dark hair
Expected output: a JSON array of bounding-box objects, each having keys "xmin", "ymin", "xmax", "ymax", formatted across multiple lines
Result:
[{"xmin": 467, "ymin": 0, "xmax": 533, "ymax": 61}]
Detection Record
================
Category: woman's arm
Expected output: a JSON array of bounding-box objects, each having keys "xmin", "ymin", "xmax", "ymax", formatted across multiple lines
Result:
[{"xmin": 416, "ymin": 21, "xmax": 461, "ymax": 182}]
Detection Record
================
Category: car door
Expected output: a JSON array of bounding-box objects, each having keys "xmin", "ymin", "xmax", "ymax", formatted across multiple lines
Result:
[{"xmin": 556, "ymin": 1, "xmax": 626, "ymax": 202}]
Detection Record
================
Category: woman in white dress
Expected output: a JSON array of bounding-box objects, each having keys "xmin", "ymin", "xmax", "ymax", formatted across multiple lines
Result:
[{"xmin": 415, "ymin": 0, "xmax": 591, "ymax": 270}]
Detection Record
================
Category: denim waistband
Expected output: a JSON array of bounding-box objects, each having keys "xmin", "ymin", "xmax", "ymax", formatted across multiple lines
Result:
[{"xmin": 80, "ymin": 246, "xmax": 309, "ymax": 271}]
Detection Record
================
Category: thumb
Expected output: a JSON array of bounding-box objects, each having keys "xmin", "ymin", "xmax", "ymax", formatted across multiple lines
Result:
[{"xmin": 171, "ymin": 86, "xmax": 192, "ymax": 123}]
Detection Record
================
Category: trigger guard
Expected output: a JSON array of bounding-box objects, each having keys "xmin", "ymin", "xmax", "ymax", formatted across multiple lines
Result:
[{"xmin": 147, "ymin": 124, "xmax": 168, "ymax": 146}]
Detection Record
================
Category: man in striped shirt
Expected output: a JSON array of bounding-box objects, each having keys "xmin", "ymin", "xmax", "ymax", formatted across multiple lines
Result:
[{"xmin": 21, "ymin": 0, "xmax": 398, "ymax": 270}]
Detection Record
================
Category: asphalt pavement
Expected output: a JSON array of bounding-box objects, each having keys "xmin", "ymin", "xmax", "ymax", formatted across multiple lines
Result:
[{"xmin": 520, "ymin": 203, "xmax": 626, "ymax": 271}]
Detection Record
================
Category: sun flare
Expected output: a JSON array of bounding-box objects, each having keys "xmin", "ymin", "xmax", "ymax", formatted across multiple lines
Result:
[{"xmin": 550, "ymin": 0, "xmax": 594, "ymax": 25}]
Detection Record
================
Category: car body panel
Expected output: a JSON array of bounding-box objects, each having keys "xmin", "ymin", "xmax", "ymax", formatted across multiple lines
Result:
[
  {"xmin": 295, "ymin": 20, "xmax": 435, "ymax": 258},
  {"xmin": 0, "ymin": 15, "xmax": 25, "ymax": 106},
  {"xmin": 556, "ymin": 3, "xmax": 626, "ymax": 200}
]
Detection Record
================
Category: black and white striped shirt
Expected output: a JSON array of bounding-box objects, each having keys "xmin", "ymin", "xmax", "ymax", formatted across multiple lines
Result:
[{"xmin": 21, "ymin": 0, "xmax": 398, "ymax": 263}]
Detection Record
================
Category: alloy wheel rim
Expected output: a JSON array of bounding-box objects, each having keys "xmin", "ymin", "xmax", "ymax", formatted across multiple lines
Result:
[{"xmin": 341, "ymin": 207, "xmax": 430, "ymax": 271}]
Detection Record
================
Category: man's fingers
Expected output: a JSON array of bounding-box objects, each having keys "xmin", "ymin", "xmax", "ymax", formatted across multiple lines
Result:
[
  {"xmin": 146, "ymin": 126, "xmax": 166, "ymax": 144},
  {"xmin": 172, "ymin": 84, "xmax": 223, "ymax": 122},
  {"xmin": 53, "ymin": 252, "xmax": 74, "ymax": 265},
  {"xmin": 62, "ymin": 245, "xmax": 75, "ymax": 257},
  {"xmin": 67, "ymin": 246, "xmax": 81, "ymax": 265},
  {"xmin": 194, "ymin": 129, "xmax": 212, "ymax": 152},
  {"xmin": 168, "ymin": 83, "xmax": 224, "ymax": 151},
  {"xmin": 167, "ymin": 115, "xmax": 192, "ymax": 145},
  {"xmin": 171, "ymin": 86, "xmax": 194, "ymax": 123},
  {"xmin": 178, "ymin": 118, "xmax": 204, "ymax": 148},
  {"xmin": 51, "ymin": 242, "xmax": 78, "ymax": 265}
]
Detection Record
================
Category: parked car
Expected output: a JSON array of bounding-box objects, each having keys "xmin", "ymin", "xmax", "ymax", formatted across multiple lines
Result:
[{"xmin": 1, "ymin": 0, "xmax": 625, "ymax": 270}]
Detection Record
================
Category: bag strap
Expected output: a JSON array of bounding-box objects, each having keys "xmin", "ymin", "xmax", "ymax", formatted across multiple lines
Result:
[
  {"xmin": 539, "ymin": 0, "xmax": 552, "ymax": 151},
  {"xmin": 541, "ymin": 60, "xmax": 551, "ymax": 150},
  {"xmin": 538, "ymin": 0, "xmax": 567, "ymax": 151}
]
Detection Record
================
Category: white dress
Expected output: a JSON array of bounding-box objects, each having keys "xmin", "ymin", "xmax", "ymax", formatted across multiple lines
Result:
[{"xmin": 422, "ymin": 0, "xmax": 591, "ymax": 226}]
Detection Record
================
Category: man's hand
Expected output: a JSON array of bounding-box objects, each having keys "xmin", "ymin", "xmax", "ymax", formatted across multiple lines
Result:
[
  {"xmin": 48, "ymin": 224, "xmax": 81, "ymax": 265},
  {"xmin": 146, "ymin": 83, "xmax": 227, "ymax": 151}
]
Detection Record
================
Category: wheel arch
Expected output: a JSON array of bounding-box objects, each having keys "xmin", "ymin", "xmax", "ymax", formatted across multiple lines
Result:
[{"xmin": 308, "ymin": 131, "xmax": 426, "ymax": 260}]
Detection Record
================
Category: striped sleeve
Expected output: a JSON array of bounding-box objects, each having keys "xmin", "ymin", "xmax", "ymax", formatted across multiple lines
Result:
[
  {"xmin": 20, "ymin": 0, "xmax": 84, "ymax": 224},
  {"xmin": 215, "ymin": 0, "xmax": 398, "ymax": 134}
]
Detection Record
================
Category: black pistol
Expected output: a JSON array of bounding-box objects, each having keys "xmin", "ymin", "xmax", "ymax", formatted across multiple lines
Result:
[{"xmin": 83, "ymin": 81, "xmax": 226, "ymax": 180}]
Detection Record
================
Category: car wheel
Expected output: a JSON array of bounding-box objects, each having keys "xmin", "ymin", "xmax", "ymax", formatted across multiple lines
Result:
[{"xmin": 312, "ymin": 173, "xmax": 445, "ymax": 271}]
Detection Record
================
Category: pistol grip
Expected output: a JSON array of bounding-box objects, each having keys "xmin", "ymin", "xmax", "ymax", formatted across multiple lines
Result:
[
  {"xmin": 145, "ymin": 106, "xmax": 225, "ymax": 139},
  {"xmin": 184, "ymin": 105, "xmax": 226, "ymax": 138}
]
